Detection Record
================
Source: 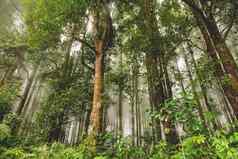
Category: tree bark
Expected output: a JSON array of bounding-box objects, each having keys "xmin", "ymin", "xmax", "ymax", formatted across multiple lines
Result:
[
  {"xmin": 145, "ymin": 53, "xmax": 164, "ymax": 141},
  {"xmin": 183, "ymin": 0, "xmax": 238, "ymax": 117},
  {"xmin": 89, "ymin": 40, "xmax": 104, "ymax": 135},
  {"xmin": 88, "ymin": 2, "xmax": 112, "ymax": 148},
  {"xmin": 16, "ymin": 66, "xmax": 38, "ymax": 115},
  {"xmin": 118, "ymin": 50, "xmax": 124, "ymax": 135},
  {"xmin": 134, "ymin": 68, "xmax": 141, "ymax": 146},
  {"xmin": 130, "ymin": 69, "xmax": 135, "ymax": 145},
  {"xmin": 118, "ymin": 84, "xmax": 123, "ymax": 135}
]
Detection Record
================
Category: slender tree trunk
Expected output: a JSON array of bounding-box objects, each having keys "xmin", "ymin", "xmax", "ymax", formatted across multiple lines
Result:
[
  {"xmin": 101, "ymin": 100, "xmax": 107, "ymax": 134},
  {"xmin": 118, "ymin": 50, "xmax": 124, "ymax": 135},
  {"xmin": 187, "ymin": 46, "xmax": 211, "ymax": 111},
  {"xmin": 20, "ymin": 68, "xmax": 40, "ymax": 118},
  {"xmin": 175, "ymin": 58, "xmax": 186, "ymax": 94},
  {"xmin": 138, "ymin": 103, "xmax": 142, "ymax": 146},
  {"xmin": 160, "ymin": 54, "xmax": 178, "ymax": 144},
  {"xmin": 183, "ymin": 52, "xmax": 211, "ymax": 131},
  {"xmin": 118, "ymin": 84, "xmax": 123, "ymax": 135},
  {"xmin": 84, "ymin": 104, "xmax": 91, "ymax": 136},
  {"xmin": 80, "ymin": 51, "xmax": 93, "ymax": 137},
  {"xmin": 89, "ymin": 40, "xmax": 104, "ymax": 135},
  {"xmin": 187, "ymin": 45, "xmax": 221, "ymax": 129},
  {"xmin": 134, "ymin": 69, "xmax": 141, "ymax": 146},
  {"xmin": 16, "ymin": 66, "xmax": 38, "ymax": 115},
  {"xmin": 130, "ymin": 69, "xmax": 135, "ymax": 145}
]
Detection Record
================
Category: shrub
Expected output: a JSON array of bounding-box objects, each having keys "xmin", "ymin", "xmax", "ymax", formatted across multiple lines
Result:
[
  {"xmin": 150, "ymin": 141, "xmax": 170, "ymax": 159},
  {"xmin": 0, "ymin": 84, "xmax": 19, "ymax": 121},
  {"xmin": 0, "ymin": 148, "xmax": 26, "ymax": 159},
  {"xmin": 3, "ymin": 113, "xmax": 22, "ymax": 133},
  {"xmin": 0, "ymin": 123, "xmax": 11, "ymax": 141}
]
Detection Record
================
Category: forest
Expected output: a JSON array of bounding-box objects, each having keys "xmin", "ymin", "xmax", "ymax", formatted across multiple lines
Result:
[{"xmin": 0, "ymin": 0, "xmax": 238, "ymax": 158}]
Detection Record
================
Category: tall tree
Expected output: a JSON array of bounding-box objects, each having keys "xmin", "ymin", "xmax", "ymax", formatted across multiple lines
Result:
[
  {"xmin": 88, "ymin": 0, "xmax": 113, "ymax": 140},
  {"xmin": 141, "ymin": 0, "xmax": 179, "ymax": 144},
  {"xmin": 182, "ymin": 0, "xmax": 238, "ymax": 117}
]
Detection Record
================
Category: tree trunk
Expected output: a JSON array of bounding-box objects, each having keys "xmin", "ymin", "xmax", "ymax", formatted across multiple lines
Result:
[
  {"xmin": 175, "ymin": 58, "xmax": 186, "ymax": 94},
  {"xmin": 130, "ymin": 70, "xmax": 135, "ymax": 145},
  {"xmin": 204, "ymin": 18, "xmax": 238, "ymax": 116},
  {"xmin": 118, "ymin": 84, "xmax": 123, "ymax": 135},
  {"xmin": 16, "ymin": 66, "xmax": 38, "ymax": 115},
  {"xmin": 87, "ymin": 2, "xmax": 112, "ymax": 149},
  {"xmin": 143, "ymin": 0, "xmax": 178, "ymax": 144},
  {"xmin": 187, "ymin": 45, "xmax": 220, "ymax": 129},
  {"xmin": 134, "ymin": 69, "xmax": 141, "ymax": 146},
  {"xmin": 160, "ymin": 55, "xmax": 178, "ymax": 144},
  {"xmin": 183, "ymin": 0, "xmax": 238, "ymax": 117},
  {"xmin": 183, "ymin": 52, "xmax": 211, "ymax": 131},
  {"xmin": 89, "ymin": 40, "xmax": 104, "ymax": 135},
  {"xmin": 118, "ymin": 50, "xmax": 124, "ymax": 135},
  {"xmin": 145, "ymin": 53, "xmax": 164, "ymax": 142}
]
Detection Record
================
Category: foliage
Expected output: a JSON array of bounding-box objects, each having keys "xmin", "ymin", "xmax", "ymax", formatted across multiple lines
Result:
[
  {"xmin": 172, "ymin": 135, "xmax": 209, "ymax": 158},
  {"xmin": 0, "ymin": 83, "xmax": 19, "ymax": 121},
  {"xmin": 0, "ymin": 127, "xmax": 238, "ymax": 159},
  {"xmin": 0, "ymin": 142, "xmax": 92, "ymax": 159},
  {"xmin": 211, "ymin": 132, "xmax": 238, "ymax": 159},
  {"xmin": 0, "ymin": 123, "xmax": 11, "ymax": 142},
  {"xmin": 22, "ymin": 0, "xmax": 89, "ymax": 48},
  {"xmin": 34, "ymin": 54, "xmax": 93, "ymax": 141},
  {"xmin": 0, "ymin": 131, "xmax": 238, "ymax": 159},
  {"xmin": 1, "ymin": 0, "xmax": 238, "ymax": 159},
  {"xmin": 113, "ymin": 137, "xmax": 146, "ymax": 159},
  {"xmin": 150, "ymin": 92, "xmax": 205, "ymax": 136},
  {"xmin": 150, "ymin": 141, "xmax": 170, "ymax": 159},
  {"xmin": 3, "ymin": 113, "xmax": 22, "ymax": 134},
  {"xmin": 0, "ymin": 147, "xmax": 26, "ymax": 159}
]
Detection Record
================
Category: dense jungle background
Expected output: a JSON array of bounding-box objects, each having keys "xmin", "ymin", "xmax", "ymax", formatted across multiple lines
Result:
[{"xmin": 1, "ymin": 0, "xmax": 238, "ymax": 158}]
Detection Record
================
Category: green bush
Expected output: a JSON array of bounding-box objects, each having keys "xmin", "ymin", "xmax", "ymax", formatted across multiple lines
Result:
[
  {"xmin": 150, "ymin": 141, "xmax": 170, "ymax": 159},
  {"xmin": 0, "ymin": 102, "xmax": 11, "ymax": 121},
  {"xmin": 0, "ymin": 148, "xmax": 26, "ymax": 159},
  {"xmin": 0, "ymin": 123, "xmax": 11, "ymax": 141},
  {"xmin": 171, "ymin": 135, "xmax": 210, "ymax": 159},
  {"xmin": 28, "ymin": 142, "xmax": 91, "ymax": 159},
  {"xmin": 94, "ymin": 157, "xmax": 108, "ymax": 159},
  {"xmin": 3, "ymin": 113, "xmax": 22, "ymax": 133},
  {"xmin": 211, "ymin": 132, "xmax": 238, "ymax": 159},
  {"xmin": 0, "ymin": 84, "xmax": 19, "ymax": 121},
  {"xmin": 0, "ymin": 130, "xmax": 238, "ymax": 159}
]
